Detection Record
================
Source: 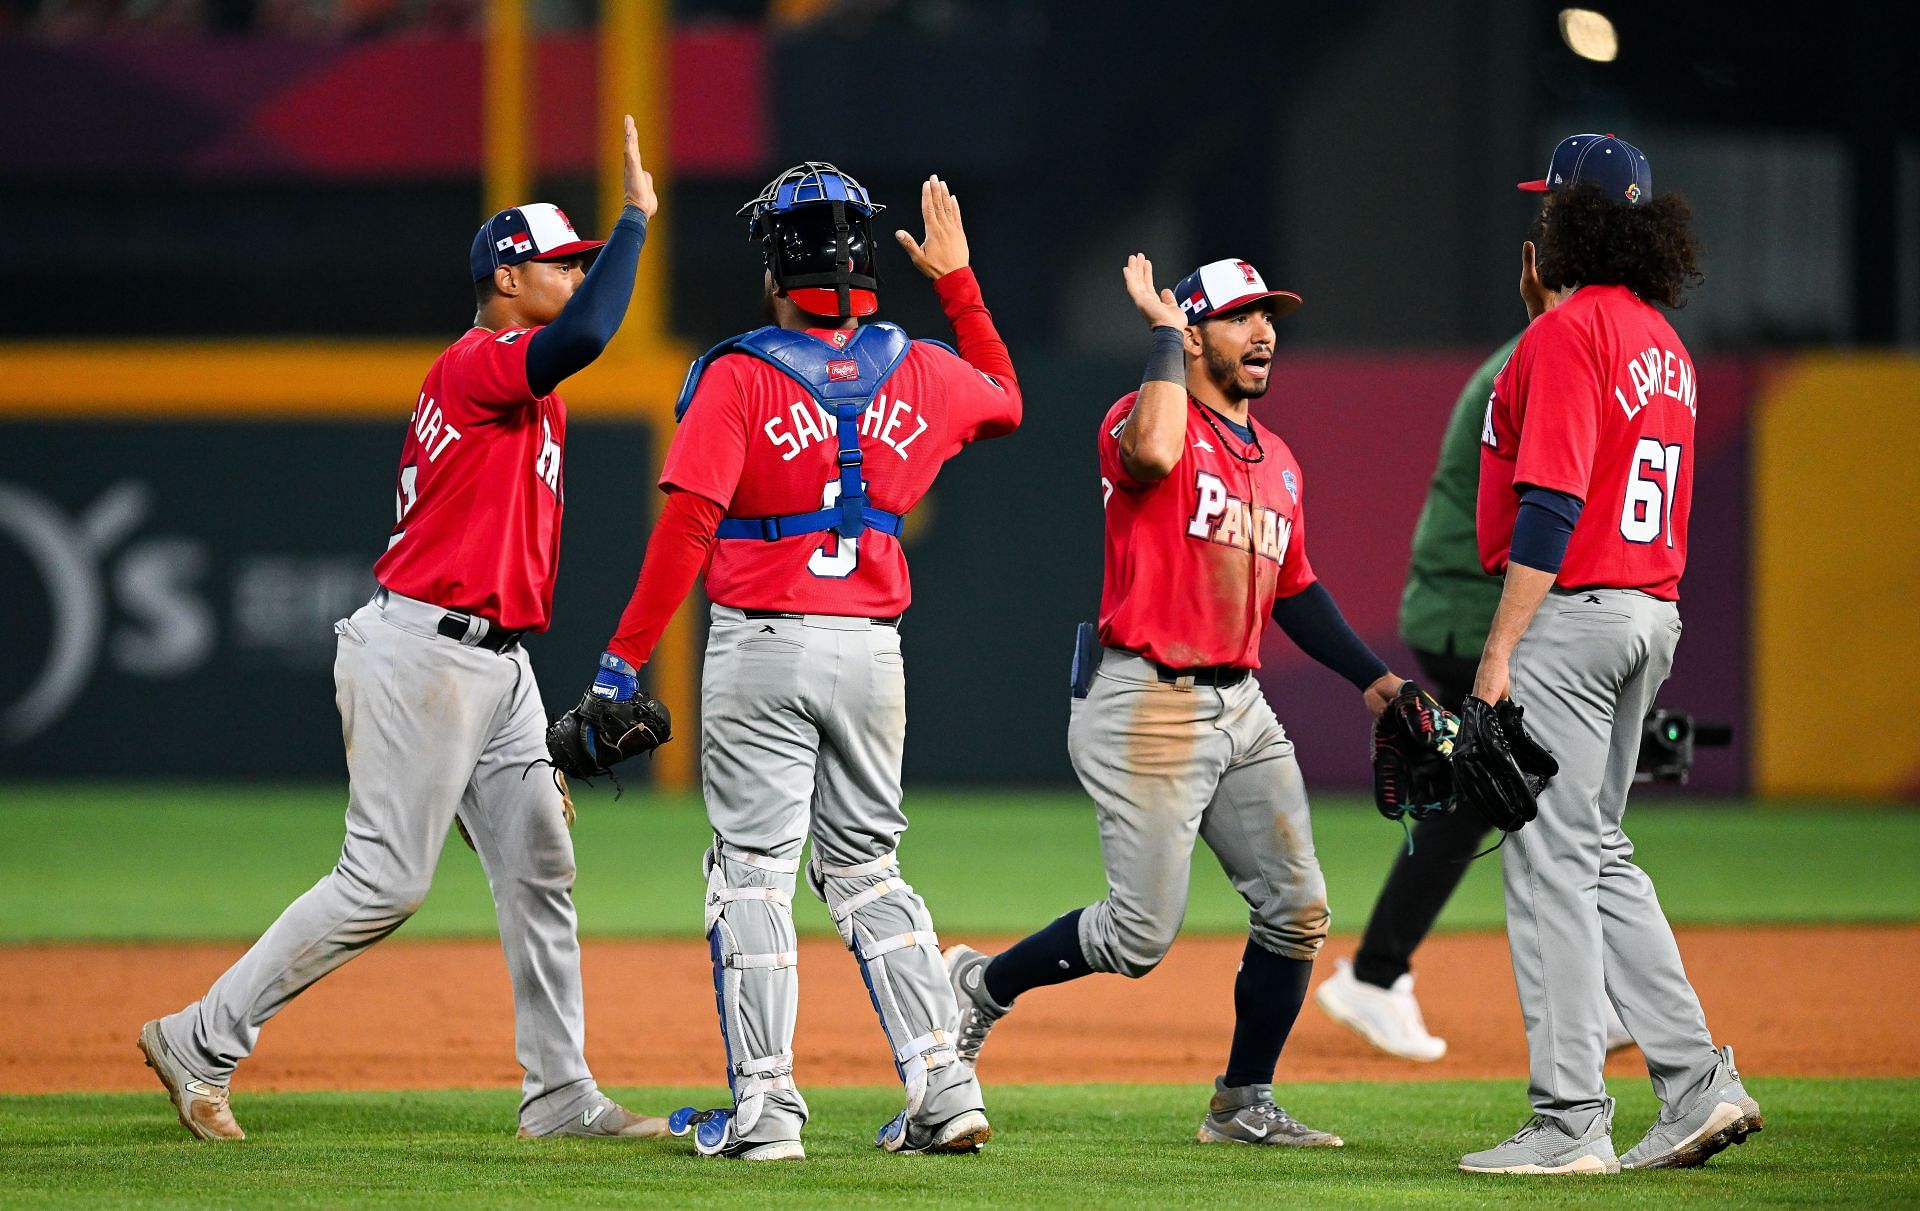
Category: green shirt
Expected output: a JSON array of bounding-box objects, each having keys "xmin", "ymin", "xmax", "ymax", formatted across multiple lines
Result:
[{"xmin": 1396, "ymin": 335, "xmax": 1521, "ymax": 657}]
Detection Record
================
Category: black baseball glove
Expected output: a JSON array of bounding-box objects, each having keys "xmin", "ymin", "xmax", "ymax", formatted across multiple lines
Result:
[
  {"xmin": 1451, "ymin": 695, "xmax": 1558, "ymax": 832},
  {"xmin": 546, "ymin": 690, "xmax": 672, "ymax": 779},
  {"xmin": 1371, "ymin": 681, "xmax": 1460, "ymax": 822}
]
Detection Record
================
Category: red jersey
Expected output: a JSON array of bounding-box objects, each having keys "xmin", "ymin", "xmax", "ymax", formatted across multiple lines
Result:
[
  {"xmin": 1478, "ymin": 284, "xmax": 1695, "ymax": 600},
  {"xmin": 373, "ymin": 325, "xmax": 567, "ymax": 632},
  {"xmin": 1097, "ymin": 395, "xmax": 1316, "ymax": 670},
  {"xmin": 661, "ymin": 302, "xmax": 1020, "ymax": 615}
]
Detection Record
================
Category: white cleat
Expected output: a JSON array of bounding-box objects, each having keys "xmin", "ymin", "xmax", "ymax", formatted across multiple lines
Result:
[{"xmin": 1314, "ymin": 957, "xmax": 1447, "ymax": 1062}]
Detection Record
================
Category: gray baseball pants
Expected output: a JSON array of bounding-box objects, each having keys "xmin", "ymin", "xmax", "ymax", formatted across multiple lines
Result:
[
  {"xmin": 1072, "ymin": 650, "xmax": 1330, "ymax": 976},
  {"xmin": 157, "ymin": 590, "xmax": 602, "ymax": 1133},
  {"xmin": 1504, "ymin": 587, "xmax": 1722, "ymax": 1135},
  {"xmin": 697, "ymin": 605, "xmax": 979, "ymax": 1144}
]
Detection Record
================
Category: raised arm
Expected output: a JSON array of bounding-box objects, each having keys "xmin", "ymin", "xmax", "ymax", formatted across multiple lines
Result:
[
  {"xmin": 896, "ymin": 175, "xmax": 1022, "ymax": 435},
  {"xmin": 1116, "ymin": 254, "xmax": 1191, "ymax": 484},
  {"xmin": 524, "ymin": 115, "xmax": 659, "ymax": 397}
]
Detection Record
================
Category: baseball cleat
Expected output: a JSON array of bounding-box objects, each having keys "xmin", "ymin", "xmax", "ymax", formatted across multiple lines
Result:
[
  {"xmin": 1459, "ymin": 1099, "xmax": 1619, "ymax": 1175},
  {"xmin": 1196, "ymin": 1078, "xmax": 1343, "ymax": 1147},
  {"xmin": 668, "ymin": 1107, "xmax": 804, "ymax": 1161},
  {"xmin": 1621, "ymin": 1045, "xmax": 1763, "ymax": 1169},
  {"xmin": 137, "ymin": 1019, "xmax": 244, "ymax": 1141},
  {"xmin": 876, "ymin": 1107, "xmax": 992, "ymax": 1155},
  {"xmin": 516, "ymin": 1096, "xmax": 670, "ymax": 1139},
  {"xmin": 1314, "ymin": 957, "xmax": 1447, "ymax": 1062},
  {"xmin": 943, "ymin": 944, "xmax": 1009, "ymax": 1068}
]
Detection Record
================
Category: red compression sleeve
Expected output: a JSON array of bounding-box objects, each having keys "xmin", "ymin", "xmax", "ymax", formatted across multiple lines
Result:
[
  {"xmin": 605, "ymin": 489, "xmax": 723, "ymax": 667},
  {"xmin": 932, "ymin": 267, "xmax": 1019, "ymax": 390}
]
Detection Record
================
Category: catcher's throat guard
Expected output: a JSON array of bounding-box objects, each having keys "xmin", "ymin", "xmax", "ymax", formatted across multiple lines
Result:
[{"xmin": 677, "ymin": 323, "xmax": 946, "ymax": 543}]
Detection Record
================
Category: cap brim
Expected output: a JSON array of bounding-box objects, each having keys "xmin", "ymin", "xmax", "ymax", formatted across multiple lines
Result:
[
  {"xmin": 534, "ymin": 238, "xmax": 606, "ymax": 261},
  {"xmin": 1517, "ymin": 179, "xmax": 1551, "ymax": 192},
  {"xmin": 1208, "ymin": 290, "xmax": 1303, "ymax": 320}
]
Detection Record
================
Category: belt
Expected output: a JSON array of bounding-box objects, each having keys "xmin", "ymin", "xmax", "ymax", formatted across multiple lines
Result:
[
  {"xmin": 743, "ymin": 609, "xmax": 901, "ymax": 628},
  {"xmin": 437, "ymin": 612, "xmax": 523, "ymax": 652},
  {"xmin": 1148, "ymin": 658, "xmax": 1248, "ymax": 687},
  {"xmin": 374, "ymin": 587, "xmax": 523, "ymax": 652}
]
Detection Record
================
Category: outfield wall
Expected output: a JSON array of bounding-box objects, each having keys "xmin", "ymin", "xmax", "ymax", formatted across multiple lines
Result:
[{"xmin": 2, "ymin": 349, "xmax": 1913, "ymax": 797}]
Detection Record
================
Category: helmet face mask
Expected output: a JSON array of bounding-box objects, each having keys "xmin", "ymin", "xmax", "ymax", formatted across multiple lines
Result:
[{"xmin": 742, "ymin": 161, "xmax": 884, "ymax": 319}]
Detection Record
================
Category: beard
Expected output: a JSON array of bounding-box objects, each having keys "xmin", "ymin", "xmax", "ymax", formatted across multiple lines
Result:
[{"xmin": 1201, "ymin": 341, "xmax": 1271, "ymax": 401}]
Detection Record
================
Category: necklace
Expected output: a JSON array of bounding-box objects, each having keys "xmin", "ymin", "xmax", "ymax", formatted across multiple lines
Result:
[{"xmin": 1192, "ymin": 398, "xmax": 1265, "ymax": 464}]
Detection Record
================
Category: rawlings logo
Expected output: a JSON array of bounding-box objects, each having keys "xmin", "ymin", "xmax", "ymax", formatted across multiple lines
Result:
[{"xmin": 827, "ymin": 359, "xmax": 859, "ymax": 382}]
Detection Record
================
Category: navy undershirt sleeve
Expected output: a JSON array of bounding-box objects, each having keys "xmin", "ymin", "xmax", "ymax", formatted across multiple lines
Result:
[
  {"xmin": 1509, "ymin": 485, "xmax": 1584, "ymax": 574},
  {"xmin": 1269, "ymin": 581, "xmax": 1391, "ymax": 690},
  {"xmin": 524, "ymin": 206, "xmax": 649, "ymax": 397}
]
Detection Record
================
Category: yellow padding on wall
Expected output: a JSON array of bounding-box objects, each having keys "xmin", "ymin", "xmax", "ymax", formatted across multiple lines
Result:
[
  {"xmin": 0, "ymin": 340, "xmax": 690, "ymax": 420},
  {"xmin": 1753, "ymin": 355, "xmax": 1920, "ymax": 799}
]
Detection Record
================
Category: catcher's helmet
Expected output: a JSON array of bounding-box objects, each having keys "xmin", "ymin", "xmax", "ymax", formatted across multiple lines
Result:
[{"xmin": 740, "ymin": 161, "xmax": 885, "ymax": 319}]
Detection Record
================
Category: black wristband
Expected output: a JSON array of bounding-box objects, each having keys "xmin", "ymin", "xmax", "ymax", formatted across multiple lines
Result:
[{"xmin": 1141, "ymin": 325, "xmax": 1185, "ymax": 387}]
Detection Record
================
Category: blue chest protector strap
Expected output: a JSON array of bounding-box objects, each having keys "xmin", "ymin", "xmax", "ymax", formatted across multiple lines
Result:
[{"xmin": 675, "ymin": 323, "xmax": 918, "ymax": 541}]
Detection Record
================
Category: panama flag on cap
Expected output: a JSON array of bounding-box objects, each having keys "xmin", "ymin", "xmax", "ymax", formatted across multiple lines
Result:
[
  {"xmin": 1172, "ymin": 258, "xmax": 1304, "ymax": 322},
  {"xmin": 470, "ymin": 202, "xmax": 607, "ymax": 281}
]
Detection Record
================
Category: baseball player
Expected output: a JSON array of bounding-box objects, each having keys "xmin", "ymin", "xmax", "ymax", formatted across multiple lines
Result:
[
  {"xmin": 137, "ymin": 119, "xmax": 670, "ymax": 1142},
  {"xmin": 1457, "ymin": 134, "xmax": 1761, "ymax": 1175},
  {"xmin": 578, "ymin": 165, "xmax": 1020, "ymax": 1160},
  {"xmin": 946, "ymin": 254, "xmax": 1416, "ymax": 1148},
  {"xmin": 1315, "ymin": 318, "xmax": 1629, "ymax": 1062}
]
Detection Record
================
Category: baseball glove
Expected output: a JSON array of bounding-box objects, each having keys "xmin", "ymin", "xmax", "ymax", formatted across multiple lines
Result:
[
  {"xmin": 546, "ymin": 690, "xmax": 672, "ymax": 779},
  {"xmin": 1371, "ymin": 681, "xmax": 1460, "ymax": 821},
  {"xmin": 1451, "ymin": 696, "xmax": 1558, "ymax": 832}
]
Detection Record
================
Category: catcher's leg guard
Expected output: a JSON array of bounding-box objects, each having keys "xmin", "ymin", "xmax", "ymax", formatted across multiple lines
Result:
[
  {"xmin": 685, "ymin": 840, "xmax": 806, "ymax": 1148},
  {"xmin": 807, "ymin": 852, "xmax": 979, "ymax": 1130}
]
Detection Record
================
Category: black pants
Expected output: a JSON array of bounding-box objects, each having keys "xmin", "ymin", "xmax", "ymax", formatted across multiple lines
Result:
[{"xmin": 1350, "ymin": 647, "xmax": 1496, "ymax": 991}]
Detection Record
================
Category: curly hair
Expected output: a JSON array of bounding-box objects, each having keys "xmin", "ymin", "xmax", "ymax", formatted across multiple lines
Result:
[{"xmin": 1534, "ymin": 182, "xmax": 1704, "ymax": 309}]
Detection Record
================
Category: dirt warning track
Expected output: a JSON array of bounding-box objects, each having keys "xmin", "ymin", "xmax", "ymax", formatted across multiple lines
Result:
[{"xmin": 3, "ymin": 925, "xmax": 1913, "ymax": 1094}]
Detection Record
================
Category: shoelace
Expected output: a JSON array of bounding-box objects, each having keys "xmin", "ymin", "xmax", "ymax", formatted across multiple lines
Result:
[
  {"xmin": 955, "ymin": 1000, "xmax": 998, "ymax": 1056},
  {"xmin": 1241, "ymin": 1101, "xmax": 1309, "ymax": 1133},
  {"xmin": 1503, "ymin": 1115, "xmax": 1549, "ymax": 1145}
]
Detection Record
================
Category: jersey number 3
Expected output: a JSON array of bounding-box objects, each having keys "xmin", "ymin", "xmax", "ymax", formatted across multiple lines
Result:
[
  {"xmin": 808, "ymin": 480, "xmax": 858, "ymax": 578},
  {"xmin": 1620, "ymin": 437, "xmax": 1683, "ymax": 547}
]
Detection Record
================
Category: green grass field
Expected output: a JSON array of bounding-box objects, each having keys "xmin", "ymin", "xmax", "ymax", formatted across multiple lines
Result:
[
  {"xmin": 2, "ymin": 1081, "xmax": 1913, "ymax": 1208},
  {"xmin": 3, "ymin": 784, "xmax": 1916, "ymax": 1206},
  {"xmin": 2, "ymin": 784, "xmax": 1917, "ymax": 941}
]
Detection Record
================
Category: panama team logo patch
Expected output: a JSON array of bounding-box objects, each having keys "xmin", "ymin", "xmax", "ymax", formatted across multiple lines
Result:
[
  {"xmin": 496, "ymin": 232, "xmax": 533, "ymax": 255},
  {"xmin": 1282, "ymin": 468, "xmax": 1298, "ymax": 503},
  {"xmin": 828, "ymin": 359, "xmax": 859, "ymax": 382}
]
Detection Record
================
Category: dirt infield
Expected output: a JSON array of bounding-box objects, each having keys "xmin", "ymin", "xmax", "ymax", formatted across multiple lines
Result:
[{"xmin": 3, "ymin": 925, "xmax": 1913, "ymax": 1094}]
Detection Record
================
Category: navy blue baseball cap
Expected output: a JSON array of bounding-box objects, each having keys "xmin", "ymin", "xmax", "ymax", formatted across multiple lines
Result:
[
  {"xmin": 1172, "ymin": 258, "xmax": 1303, "ymax": 323},
  {"xmin": 1519, "ymin": 133, "xmax": 1651, "ymax": 205},
  {"xmin": 469, "ymin": 203, "xmax": 606, "ymax": 282}
]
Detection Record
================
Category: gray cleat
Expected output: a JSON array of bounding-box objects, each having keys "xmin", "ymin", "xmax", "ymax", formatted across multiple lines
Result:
[
  {"xmin": 1459, "ymin": 1099, "xmax": 1619, "ymax": 1175},
  {"xmin": 1621, "ymin": 1045, "xmax": 1763, "ymax": 1170},
  {"xmin": 137, "ymin": 1019, "xmax": 245, "ymax": 1141},
  {"xmin": 1196, "ymin": 1078, "xmax": 1343, "ymax": 1148},
  {"xmin": 877, "ymin": 1106, "xmax": 993, "ymax": 1154},
  {"xmin": 943, "ymin": 944, "xmax": 1009, "ymax": 1068},
  {"xmin": 517, "ymin": 1095, "xmax": 671, "ymax": 1139}
]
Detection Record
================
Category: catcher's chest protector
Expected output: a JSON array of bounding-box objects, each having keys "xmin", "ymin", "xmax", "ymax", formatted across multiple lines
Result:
[{"xmin": 676, "ymin": 324, "xmax": 938, "ymax": 542}]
